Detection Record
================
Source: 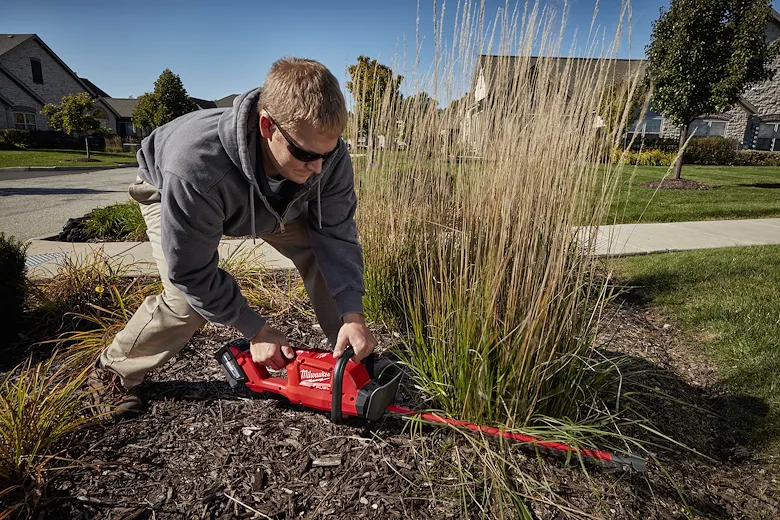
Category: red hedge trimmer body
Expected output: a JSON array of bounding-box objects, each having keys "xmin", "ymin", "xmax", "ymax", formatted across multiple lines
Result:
[{"xmin": 215, "ymin": 338, "xmax": 645, "ymax": 473}]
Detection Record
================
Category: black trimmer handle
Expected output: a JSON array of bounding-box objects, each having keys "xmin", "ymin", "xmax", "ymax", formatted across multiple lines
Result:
[{"xmin": 331, "ymin": 346, "xmax": 355, "ymax": 424}]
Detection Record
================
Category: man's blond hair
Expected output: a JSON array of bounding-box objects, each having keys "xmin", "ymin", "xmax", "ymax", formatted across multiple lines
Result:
[{"xmin": 259, "ymin": 57, "xmax": 347, "ymax": 135}]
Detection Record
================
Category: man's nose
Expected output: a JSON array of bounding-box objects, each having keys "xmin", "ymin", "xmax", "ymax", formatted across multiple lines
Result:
[{"xmin": 307, "ymin": 159, "xmax": 323, "ymax": 174}]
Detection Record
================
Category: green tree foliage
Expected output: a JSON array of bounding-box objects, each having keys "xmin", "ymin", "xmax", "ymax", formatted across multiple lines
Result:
[
  {"xmin": 41, "ymin": 92, "xmax": 106, "ymax": 159},
  {"xmin": 132, "ymin": 69, "xmax": 198, "ymax": 130},
  {"xmin": 347, "ymin": 56, "xmax": 403, "ymax": 136},
  {"xmin": 599, "ymin": 78, "xmax": 648, "ymax": 141},
  {"xmin": 646, "ymin": 0, "xmax": 779, "ymax": 178}
]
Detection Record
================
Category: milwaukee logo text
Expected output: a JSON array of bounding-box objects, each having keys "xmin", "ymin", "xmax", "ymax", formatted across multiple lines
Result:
[{"xmin": 301, "ymin": 370, "xmax": 330, "ymax": 380}]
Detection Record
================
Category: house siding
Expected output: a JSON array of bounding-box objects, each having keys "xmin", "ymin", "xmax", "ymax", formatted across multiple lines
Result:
[{"xmin": 0, "ymin": 37, "xmax": 116, "ymax": 132}]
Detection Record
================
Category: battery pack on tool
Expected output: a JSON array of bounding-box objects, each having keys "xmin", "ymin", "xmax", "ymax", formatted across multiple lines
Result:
[{"xmin": 215, "ymin": 338, "xmax": 402, "ymax": 423}]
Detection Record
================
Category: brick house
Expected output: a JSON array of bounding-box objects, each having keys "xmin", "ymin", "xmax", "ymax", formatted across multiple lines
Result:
[
  {"xmin": 0, "ymin": 34, "xmax": 119, "ymax": 134},
  {"xmin": 462, "ymin": 8, "xmax": 780, "ymax": 151}
]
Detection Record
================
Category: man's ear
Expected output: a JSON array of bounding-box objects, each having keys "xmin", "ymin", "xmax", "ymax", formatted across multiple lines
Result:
[{"xmin": 259, "ymin": 113, "xmax": 275, "ymax": 139}]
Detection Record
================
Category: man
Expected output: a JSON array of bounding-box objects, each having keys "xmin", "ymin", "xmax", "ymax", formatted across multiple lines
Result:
[{"xmin": 90, "ymin": 57, "xmax": 377, "ymax": 419}]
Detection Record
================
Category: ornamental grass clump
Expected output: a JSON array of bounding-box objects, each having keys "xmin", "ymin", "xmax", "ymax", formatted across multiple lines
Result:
[
  {"xmin": 353, "ymin": 0, "xmax": 642, "ymax": 428},
  {"xmin": 0, "ymin": 353, "xmax": 93, "ymax": 518}
]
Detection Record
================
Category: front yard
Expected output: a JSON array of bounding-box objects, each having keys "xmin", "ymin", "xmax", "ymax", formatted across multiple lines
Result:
[
  {"xmin": 608, "ymin": 165, "xmax": 780, "ymax": 224},
  {"xmin": 0, "ymin": 149, "xmax": 138, "ymax": 168}
]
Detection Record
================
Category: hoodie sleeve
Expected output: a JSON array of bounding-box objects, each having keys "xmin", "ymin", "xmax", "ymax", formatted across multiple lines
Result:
[
  {"xmin": 161, "ymin": 171, "xmax": 267, "ymax": 338},
  {"xmin": 307, "ymin": 151, "xmax": 365, "ymax": 318}
]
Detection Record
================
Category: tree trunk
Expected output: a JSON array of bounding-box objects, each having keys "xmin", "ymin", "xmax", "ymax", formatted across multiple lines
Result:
[
  {"xmin": 673, "ymin": 123, "xmax": 688, "ymax": 180},
  {"xmin": 85, "ymin": 135, "xmax": 91, "ymax": 160}
]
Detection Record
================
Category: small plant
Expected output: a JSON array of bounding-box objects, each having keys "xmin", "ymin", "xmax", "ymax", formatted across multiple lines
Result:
[
  {"xmin": 0, "ymin": 234, "xmax": 29, "ymax": 342},
  {"xmin": 0, "ymin": 353, "xmax": 93, "ymax": 517},
  {"xmin": 31, "ymin": 250, "xmax": 132, "ymax": 334},
  {"xmin": 52, "ymin": 280, "xmax": 160, "ymax": 369},
  {"xmin": 83, "ymin": 201, "xmax": 147, "ymax": 241},
  {"xmin": 219, "ymin": 245, "xmax": 307, "ymax": 317}
]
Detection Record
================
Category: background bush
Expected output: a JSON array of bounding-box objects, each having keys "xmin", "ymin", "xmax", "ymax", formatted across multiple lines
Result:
[
  {"xmin": 0, "ymin": 129, "xmax": 31, "ymax": 150},
  {"xmin": 683, "ymin": 137, "xmax": 738, "ymax": 165},
  {"xmin": 104, "ymin": 135, "xmax": 124, "ymax": 153},
  {"xmin": 0, "ymin": 233, "xmax": 29, "ymax": 340},
  {"xmin": 612, "ymin": 148, "xmax": 676, "ymax": 166},
  {"xmin": 733, "ymin": 149, "xmax": 780, "ymax": 166}
]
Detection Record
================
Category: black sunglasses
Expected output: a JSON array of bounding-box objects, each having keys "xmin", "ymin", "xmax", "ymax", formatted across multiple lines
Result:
[{"xmin": 264, "ymin": 109, "xmax": 339, "ymax": 163}]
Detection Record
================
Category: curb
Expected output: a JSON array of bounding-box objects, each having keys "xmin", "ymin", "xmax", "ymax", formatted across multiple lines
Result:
[{"xmin": 0, "ymin": 163, "xmax": 136, "ymax": 172}]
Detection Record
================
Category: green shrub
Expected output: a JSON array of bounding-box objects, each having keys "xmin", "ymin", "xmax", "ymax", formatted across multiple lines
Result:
[
  {"xmin": 683, "ymin": 137, "xmax": 738, "ymax": 165},
  {"xmin": 625, "ymin": 136, "xmax": 679, "ymax": 152},
  {"xmin": 0, "ymin": 234, "xmax": 28, "ymax": 340},
  {"xmin": 733, "ymin": 149, "xmax": 780, "ymax": 166},
  {"xmin": 612, "ymin": 148, "xmax": 676, "ymax": 166},
  {"xmin": 84, "ymin": 201, "xmax": 147, "ymax": 241},
  {"xmin": 0, "ymin": 129, "xmax": 31, "ymax": 150}
]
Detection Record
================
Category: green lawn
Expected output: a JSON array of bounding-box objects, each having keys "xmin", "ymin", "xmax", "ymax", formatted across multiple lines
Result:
[
  {"xmin": 610, "ymin": 245, "xmax": 780, "ymax": 448},
  {"xmin": 608, "ymin": 165, "xmax": 780, "ymax": 224},
  {"xmin": 0, "ymin": 149, "xmax": 138, "ymax": 168}
]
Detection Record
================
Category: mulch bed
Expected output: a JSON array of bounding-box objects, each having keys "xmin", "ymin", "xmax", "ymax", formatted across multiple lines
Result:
[
  {"xmin": 7, "ymin": 282, "xmax": 780, "ymax": 519},
  {"xmin": 641, "ymin": 179, "xmax": 714, "ymax": 190}
]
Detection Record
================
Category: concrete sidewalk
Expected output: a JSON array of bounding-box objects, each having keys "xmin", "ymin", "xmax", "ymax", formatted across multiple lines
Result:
[
  {"xmin": 24, "ymin": 238, "xmax": 295, "ymax": 280},
  {"xmin": 23, "ymin": 218, "xmax": 780, "ymax": 279},
  {"xmin": 581, "ymin": 218, "xmax": 780, "ymax": 257}
]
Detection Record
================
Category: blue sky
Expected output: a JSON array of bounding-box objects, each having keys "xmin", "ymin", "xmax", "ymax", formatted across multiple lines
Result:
[{"xmin": 3, "ymin": 0, "xmax": 779, "ymax": 103}]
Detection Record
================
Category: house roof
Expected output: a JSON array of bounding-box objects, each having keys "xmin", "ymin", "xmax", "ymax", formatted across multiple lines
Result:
[
  {"xmin": 0, "ymin": 34, "xmax": 35, "ymax": 57},
  {"xmin": 215, "ymin": 94, "xmax": 238, "ymax": 108},
  {"xmin": 192, "ymin": 97, "xmax": 217, "ymax": 110},
  {"xmin": 80, "ymin": 77, "xmax": 110, "ymax": 98},
  {"xmin": 102, "ymin": 97, "xmax": 139, "ymax": 118},
  {"xmin": 473, "ymin": 54, "xmax": 648, "ymax": 103},
  {"xmin": 0, "ymin": 34, "xmax": 121, "ymax": 119}
]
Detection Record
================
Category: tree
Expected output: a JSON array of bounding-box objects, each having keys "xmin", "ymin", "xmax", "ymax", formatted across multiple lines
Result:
[
  {"xmin": 347, "ymin": 56, "xmax": 403, "ymax": 137},
  {"xmin": 599, "ymin": 78, "xmax": 648, "ymax": 142},
  {"xmin": 132, "ymin": 69, "xmax": 198, "ymax": 130},
  {"xmin": 41, "ymin": 92, "xmax": 107, "ymax": 160},
  {"xmin": 646, "ymin": 0, "xmax": 779, "ymax": 179}
]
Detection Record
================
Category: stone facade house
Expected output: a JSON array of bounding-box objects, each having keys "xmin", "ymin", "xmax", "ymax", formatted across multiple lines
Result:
[
  {"xmin": 0, "ymin": 34, "xmax": 119, "ymax": 134},
  {"xmin": 462, "ymin": 8, "xmax": 780, "ymax": 151}
]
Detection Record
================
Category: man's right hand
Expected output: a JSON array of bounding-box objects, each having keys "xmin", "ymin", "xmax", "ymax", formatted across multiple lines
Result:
[{"xmin": 250, "ymin": 323, "xmax": 295, "ymax": 370}]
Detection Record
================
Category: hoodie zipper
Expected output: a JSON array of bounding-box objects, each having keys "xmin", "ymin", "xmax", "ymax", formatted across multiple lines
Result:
[{"xmin": 255, "ymin": 176, "xmax": 322, "ymax": 234}]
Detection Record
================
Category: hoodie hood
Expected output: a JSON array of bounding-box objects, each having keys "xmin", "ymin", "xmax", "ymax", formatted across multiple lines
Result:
[{"xmin": 218, "ymin": 87, "xmax": 262, "ymax": 190}]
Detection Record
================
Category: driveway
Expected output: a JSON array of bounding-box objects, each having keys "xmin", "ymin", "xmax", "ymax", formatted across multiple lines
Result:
[{"xmin": 0, "ymin": 167, "xmax": 138, "ymax": 241}]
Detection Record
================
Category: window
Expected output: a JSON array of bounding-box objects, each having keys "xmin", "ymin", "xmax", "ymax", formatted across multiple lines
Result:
[
  {"xmin": 627, "ymin": 116, "xmax": 663, "ymax": 140},
  {"xmin": 690, "ymin": 119, "xmax": 727, "ymax": 138},
  {"xmin": 755, "ymin": 122, "xmax": 780, "ymax": 151},
  {"xmin": 118, "ymin": 121, "xmax": 134, "ymax": 137},
  {"xmin": 14, "ymin": 112, "xmax": 36, "ymax": 130},
  {"xmin": 30, "ymin": 58, "xmax": 43, "ymax": 84}
]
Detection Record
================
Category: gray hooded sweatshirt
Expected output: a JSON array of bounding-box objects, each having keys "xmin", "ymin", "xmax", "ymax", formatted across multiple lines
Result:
[{"xmin": 134, "ymin": 87, "xmax": 364, "ymax": 340}]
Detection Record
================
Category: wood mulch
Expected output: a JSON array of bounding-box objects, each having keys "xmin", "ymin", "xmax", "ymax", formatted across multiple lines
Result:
[
  {"xmin": 641, "ymin": 179, "xmax": 714, "ymax": 190},
  {"xmin": 5, "ymin": 280, "xmax": 780, "ymax": 519}
]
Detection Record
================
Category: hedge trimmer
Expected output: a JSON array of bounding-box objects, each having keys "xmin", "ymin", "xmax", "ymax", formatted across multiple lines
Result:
[{"xmin": 215, "ymin": 338, "xmax": 645, "ymax": 473}]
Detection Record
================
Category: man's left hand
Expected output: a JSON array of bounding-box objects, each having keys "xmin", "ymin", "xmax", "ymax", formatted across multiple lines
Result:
[{"xmin": 333, "ymin": 313, "xmax": 377, "ymax": 362}]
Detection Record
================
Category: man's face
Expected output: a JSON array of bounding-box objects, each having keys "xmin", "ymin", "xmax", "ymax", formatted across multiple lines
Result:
[{"xmin": 259, "ymin": 113, "xmax": 340, "ymax": 184}]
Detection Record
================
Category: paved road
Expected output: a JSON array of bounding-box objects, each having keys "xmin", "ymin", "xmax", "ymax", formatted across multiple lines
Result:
[{"xmin": 0, "ymin": 167, "xmax": 138, "ymax": 241}]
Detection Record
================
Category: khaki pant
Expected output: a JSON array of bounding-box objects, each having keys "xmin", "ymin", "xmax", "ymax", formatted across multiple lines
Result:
[{"xmin": 100, "ymin": 179, "xmax": 343, "ymax": 388}]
